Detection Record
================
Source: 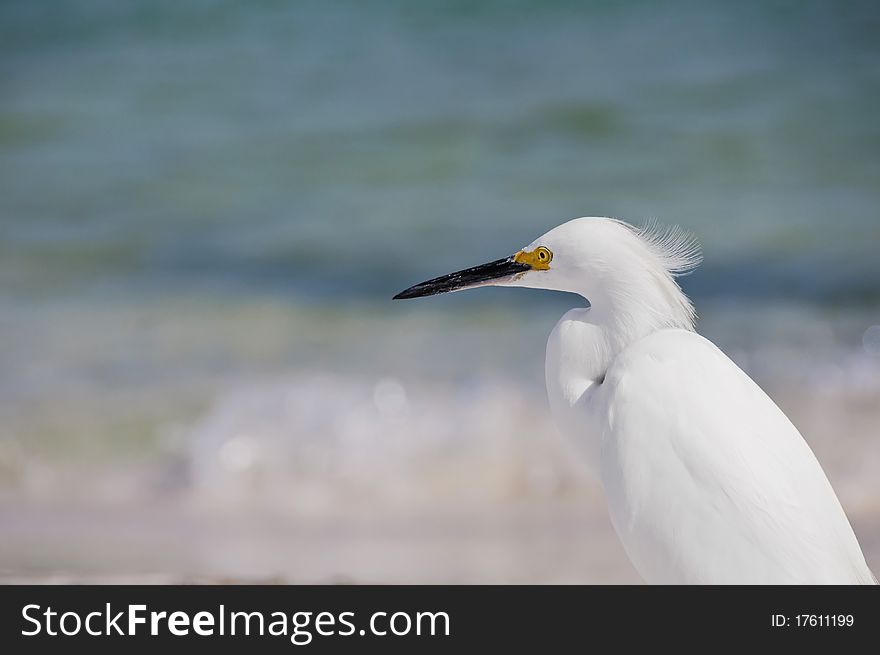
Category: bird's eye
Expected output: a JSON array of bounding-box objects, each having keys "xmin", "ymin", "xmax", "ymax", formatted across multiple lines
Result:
[{"xmin": 536, "ymin": 246, "xmax": 552, "ymax": 263}]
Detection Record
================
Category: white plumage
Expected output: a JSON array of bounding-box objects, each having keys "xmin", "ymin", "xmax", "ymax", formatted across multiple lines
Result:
[
  {"xmin": 597, "ymin": 328, "xmax": 872, "ymax": 583},
  {"xmin": 395, "ymin": 216, "xmax": 875, "ymax": 584}
]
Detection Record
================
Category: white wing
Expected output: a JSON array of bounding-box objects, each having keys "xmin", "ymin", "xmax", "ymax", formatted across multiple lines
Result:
[{"xmin": 598, "ymin": 329, "xmax": 874, "ymax": 584}]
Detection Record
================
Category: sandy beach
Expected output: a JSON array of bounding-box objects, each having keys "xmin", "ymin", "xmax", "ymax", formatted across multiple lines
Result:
[{"xmin": 2, "ymin": 380, "xmax": 877, "ymax": 584}]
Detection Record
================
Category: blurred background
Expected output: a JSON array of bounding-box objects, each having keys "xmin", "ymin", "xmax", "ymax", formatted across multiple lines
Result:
[{"xmin": 1, "ymin": 0, "xmax": 878, "ymax": 583}]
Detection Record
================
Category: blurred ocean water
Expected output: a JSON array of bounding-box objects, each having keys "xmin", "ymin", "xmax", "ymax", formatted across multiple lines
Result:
[{"xmin": 1, "ymin": 1, "xmax": 879, "ymax": 580}]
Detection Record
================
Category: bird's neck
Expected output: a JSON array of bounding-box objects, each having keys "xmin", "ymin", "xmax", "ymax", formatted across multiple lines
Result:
[
  {"xmin": 588, "ymin": 266, "xmax": 696, "ymax": 360},
  {"xmin": 544, "ymin": 282, "xmax": 696, "ymax": 479},
  {"xmin": 550, "ymin": 269, "xmax": 696, "ymax": 390}
]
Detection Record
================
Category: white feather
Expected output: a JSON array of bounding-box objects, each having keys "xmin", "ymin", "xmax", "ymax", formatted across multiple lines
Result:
[
  {"xmin": 599, "ymin": 329, "xmax": 874, "ymax": 583},
  {"xmin": 512, "ymin": 216, "xmax": 875, "ymax": 583},
  {"xmin": 627, "ymin": 218, "xmax": 703, "ymax": 277}
]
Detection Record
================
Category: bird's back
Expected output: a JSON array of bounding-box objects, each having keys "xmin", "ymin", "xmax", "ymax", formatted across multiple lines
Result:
[{"xmin": 596, "ymin": 329, "xmax": 874, "ymax": 584}]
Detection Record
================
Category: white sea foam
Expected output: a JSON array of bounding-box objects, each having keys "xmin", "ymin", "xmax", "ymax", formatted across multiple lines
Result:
[{"xmin": 185, "ymin": 373, "xmax": 584, "ymax": 513}]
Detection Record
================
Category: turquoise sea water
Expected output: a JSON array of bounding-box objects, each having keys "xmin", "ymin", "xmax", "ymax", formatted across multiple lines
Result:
[
  {"xmin": 2, "ymin": 1, "xmax": 879, "ymax": 303},
  {"xmin": 1, "ymin": 1, "xmax": 879, "ymax": 533}
]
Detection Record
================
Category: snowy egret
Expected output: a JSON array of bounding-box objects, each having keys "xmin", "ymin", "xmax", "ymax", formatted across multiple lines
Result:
[{"xmin": 394, "ymin": 217, "xmax": 876, "ymax": 584}]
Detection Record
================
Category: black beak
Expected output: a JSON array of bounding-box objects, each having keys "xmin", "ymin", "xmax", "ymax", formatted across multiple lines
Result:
[{"xmin": 393, "ymin": 255, "xmax": 530, "ymax": 300}]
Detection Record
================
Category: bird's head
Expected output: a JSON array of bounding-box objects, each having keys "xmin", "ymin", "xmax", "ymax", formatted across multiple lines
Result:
[{"xmin": 393, "ymin": 216, "xmax": 701, "ymax": 303}]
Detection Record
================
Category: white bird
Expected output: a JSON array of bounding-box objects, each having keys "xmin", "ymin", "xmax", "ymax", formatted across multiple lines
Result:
[{"xmin": 394, "ymin": 217, "xmax": 875, "ymax": 584}]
